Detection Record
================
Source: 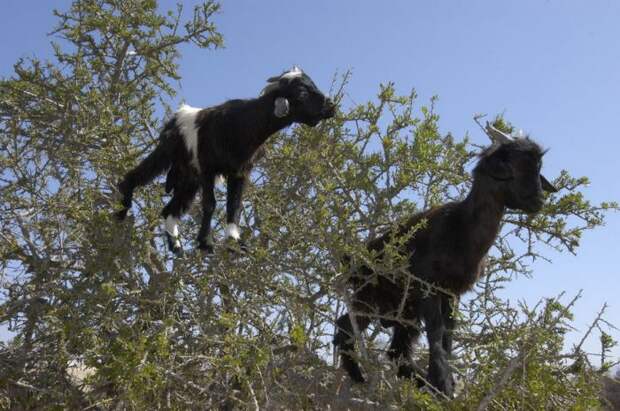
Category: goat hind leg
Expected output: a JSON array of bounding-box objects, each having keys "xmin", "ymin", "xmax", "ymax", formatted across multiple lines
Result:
[
  {"xmin": 388, "ymin": 324, "xmax": 425, "ymax": 384},
  {"xmin": 334, "ymin": 313, "xmax": 370, "ymax": 383},
  {"xmin": 115, "ymin": 178, "xmax": 135, "ymax": 220},
  {"xmin": 115, "ymin": 136, "xmax": 175, "ymax": 220},
  {"xmin": 162, "ymin": 180, "xmax": 199, "ymax": 255},
  {"xmin": 163, "ymin": 215, "xmax": 182, "ymax": 255}
]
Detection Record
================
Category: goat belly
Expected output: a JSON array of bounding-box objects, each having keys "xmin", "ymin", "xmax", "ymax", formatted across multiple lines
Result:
[
  {"xmin": 443, "ymin": 268, "xmax": 480, "ymax": 295},
  {"xmin": 428, "ymin": 259, "xmax": 479, "ymax": 295}
]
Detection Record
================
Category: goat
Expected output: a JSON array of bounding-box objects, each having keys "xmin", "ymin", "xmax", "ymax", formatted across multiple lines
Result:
[
  {"xmin": 333, "ymin": 123, "xmax": 557, "ymax": 396},
  {"xmin": 115, "ymin": 66, "xmax": 336, "ymax": 254}
]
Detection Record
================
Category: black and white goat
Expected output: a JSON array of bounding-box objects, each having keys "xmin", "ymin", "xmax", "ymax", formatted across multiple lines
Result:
[
  {"xmin": 115, "ymin": 67, "xmax": 336, "ymax": 254},
  {"xmin": 333, "ymin": 123, "xmax": 557, "ymax": 396}
]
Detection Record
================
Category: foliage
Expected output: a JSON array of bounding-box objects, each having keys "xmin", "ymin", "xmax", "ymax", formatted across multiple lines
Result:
[{"xmin": 0, "ymin": 1, "xmax": 617, "ymax": 409}]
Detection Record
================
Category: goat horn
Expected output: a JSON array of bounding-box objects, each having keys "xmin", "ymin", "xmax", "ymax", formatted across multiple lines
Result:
[{"xmin": 485, "ymin": 121, "xmax": 513, "ymax": 144}]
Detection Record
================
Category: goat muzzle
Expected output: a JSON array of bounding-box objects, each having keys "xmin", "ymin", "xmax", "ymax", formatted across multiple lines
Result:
[{"xmin": 322, "ymin": 98, "xmax": 336, "ymax": 118}]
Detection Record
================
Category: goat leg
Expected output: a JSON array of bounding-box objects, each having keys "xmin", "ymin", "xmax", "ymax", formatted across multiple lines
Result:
[
  {"xmin": 225, "ymin": 175, "xmax": 248, "ymax": 252},
  {"xmin": 423, "ymin": 296, "xmax": 454, "ymax": 396},
  {"xmin": 196, "ymin": 174, "xmax": 217, "ymax": 254},
  {"xmin": 388, "ymin": 324, "xmax": 426, "ymax": 384},
  {"xmin": 115, "ymin": 179, "xmax": 133, "ymax": 220},
  {"xmin": 334, "ymin": 313, "xmax": 370, "ymax": 383},
  {"xmin": 441, "ymin": 295, "xmax": 456, "ymax": 356},
  {"xmin": 161, "ymin": 177, "xmax": 199, "ymax": 256}
]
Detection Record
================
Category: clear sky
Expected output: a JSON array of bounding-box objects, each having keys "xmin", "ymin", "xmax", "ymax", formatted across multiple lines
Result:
[{"xmin": 1, "ymin": 0, "xmax": 618, "ymax": 361}]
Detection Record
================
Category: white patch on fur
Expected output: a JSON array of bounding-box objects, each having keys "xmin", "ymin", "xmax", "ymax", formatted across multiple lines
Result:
[
  {"xmin": 165, "ymin": 215, "xmax": 180, "ymax": 238},
  {"xmin": 176, "ymin": 104, "xmax": 202, "ymax": 172},
  {"xmin": 215, "ymin": 174, "xmax": 226, "ymax": 185},
  {"xmin": 224, "ymin": 223, "xmax": 241, "ymax": 240}
]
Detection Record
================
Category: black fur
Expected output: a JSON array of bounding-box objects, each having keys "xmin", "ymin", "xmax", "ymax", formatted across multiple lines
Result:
[
  {"xmin": 334, "ymin": 138, "xmax": 556, "ymax": 396},
  {"xmin": 115, "ymin": 68, "xmax": 335, "ymax": 254}
]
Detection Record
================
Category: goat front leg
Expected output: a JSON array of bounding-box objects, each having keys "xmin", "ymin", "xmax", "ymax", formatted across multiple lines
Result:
[
  {"xmin": 441, "ymin": 295, "xmax": 457, "ymax": 356},
  {"xmin": 422, "ymin": 296, "xmax": 454, "ymax": 396},
  {"xmin": 225, "ymin": 174, "xmax": 247, "ymax": 250},
  {"xmin": 196, "ymin": 173, "xmax": 217, "ymax": 254}
]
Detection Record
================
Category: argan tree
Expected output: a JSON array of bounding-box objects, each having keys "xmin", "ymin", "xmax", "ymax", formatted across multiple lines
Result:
[{"xmin": 1, "ymin": 1, "xmax": 617, "ymax": 409}]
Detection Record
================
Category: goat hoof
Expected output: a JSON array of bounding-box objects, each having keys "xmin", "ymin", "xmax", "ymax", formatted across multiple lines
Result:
[
  {"xmin": 225, "ymin": 239, "xmax": 248, "ymax": 254},
  {"xmin": 427, "ymin": 375, "xmax": 454, "ymax": 398},
  {"xmin": 397, "ymin": 364, "xmax": 416, "ymax": 380},
  {"xmin": 197, "ymin": 241, "xmax": 214, "ymax": 255},
  {"xmin": 349, "ymin": 372, "xmax": 365, "ymax": 384},
  {"xmin": 171, "ymin": 245, "xmax": 184, "ymax": 256},
  {"xmin": 165, "ymin": 233, "xmax": 184, "ymax": 256},
  {"xmin": 397, "ymin": 364, "xmax": 427, "ymax": 387},
  {"xmin": 341, "ymin": 358, "xmax": 366, "ymax": 384},
  {"xmin": 114, "ymin": 208, "xmax": 129, "ymax": 221}
]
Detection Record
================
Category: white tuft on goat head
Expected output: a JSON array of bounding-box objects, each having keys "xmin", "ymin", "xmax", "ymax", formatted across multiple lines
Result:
[
  {"xmin": 261, "ymin": 66, "xmax": 305, "ymax": 95},
  {"xmin": 485, "ymin": 121, "xmax": 513, "ymax": 144},
  {"xmin": 280, "ymin": 65, "xmax": 304, "ymax": 80}
]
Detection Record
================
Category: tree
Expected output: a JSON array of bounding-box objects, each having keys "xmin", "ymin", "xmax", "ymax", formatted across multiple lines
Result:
[{"xmin": 0, "ymin": 1, "xmax": 617, "ymax": 409}]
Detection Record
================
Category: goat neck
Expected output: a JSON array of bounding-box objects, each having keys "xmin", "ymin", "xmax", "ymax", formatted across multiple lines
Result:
[
  {"xmin": 460, "ymin": 178, "xmax": 505, "ymax": 260},
  {"xmin": 247, "ymin": 93, "xmax": 296, "ymax": 150}
]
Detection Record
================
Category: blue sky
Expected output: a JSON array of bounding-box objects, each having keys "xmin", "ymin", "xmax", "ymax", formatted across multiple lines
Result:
[{"xmin": 1, "ymin": 1, "xmax": 618, "ymax": 361}]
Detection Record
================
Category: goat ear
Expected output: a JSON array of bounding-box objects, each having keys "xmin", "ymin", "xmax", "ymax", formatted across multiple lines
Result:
[
  {"xmin": 484, "ymin": 156, "xmax": 513, "ymax": 180},
  {"xmin": 274, "ymin": 97, "xmax": 290, "ymax": 118},
  {"xmin": 540, "ymin": 175, "xmax": 557, "ymax": 192}
]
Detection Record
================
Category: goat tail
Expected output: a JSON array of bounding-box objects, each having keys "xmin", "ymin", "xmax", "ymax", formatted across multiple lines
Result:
[{"xmin": 115, "ymin": 119, "xmax": 179, "ymax": 220}]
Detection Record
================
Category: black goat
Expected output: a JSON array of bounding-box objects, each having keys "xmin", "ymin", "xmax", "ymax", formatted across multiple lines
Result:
[
  {"xmin": 333, "ymin": 124, "xmax": 557, "ymax": 396},
  {"xmin": 115, "ymin": 67, "xmax": 335, "ymax": 254}
]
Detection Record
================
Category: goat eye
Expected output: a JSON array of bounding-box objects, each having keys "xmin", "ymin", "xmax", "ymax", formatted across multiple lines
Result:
[{"xmin": 297, "ymin": 90, "xmax": 309, "ymax": 101}]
